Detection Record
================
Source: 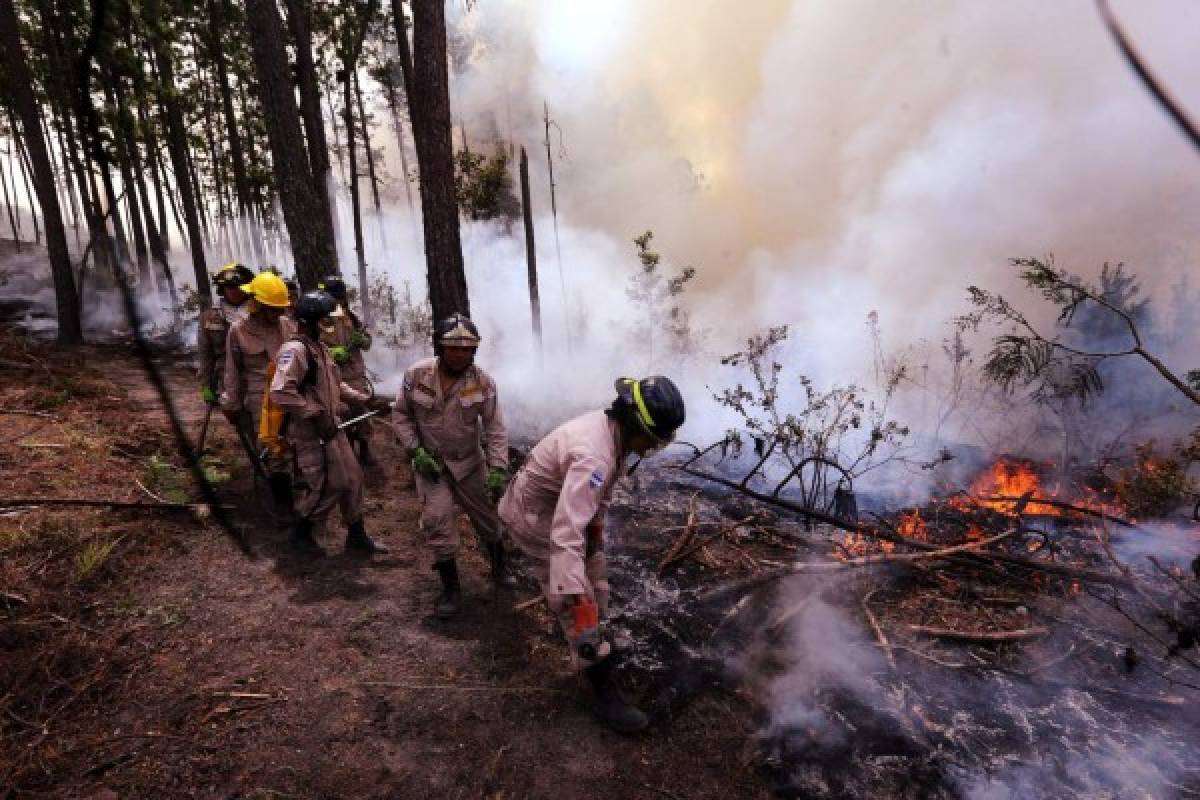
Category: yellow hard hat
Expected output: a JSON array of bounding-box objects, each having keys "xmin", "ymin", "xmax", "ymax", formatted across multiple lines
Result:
[{"xmin": 240, "ymin": 272, "xmax": 290, "ymax": 308}]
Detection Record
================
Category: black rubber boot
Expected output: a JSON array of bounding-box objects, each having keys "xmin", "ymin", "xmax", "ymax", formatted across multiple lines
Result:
[
  {"xmin": 487, "ymin": 541, "xmax": 518, "ymax": 589},
  {"xmin": 433, "ymin": 560, "xmax": 461, "ymax": 619},
  {"xmin": 290, "ymin": 518, "xmax": 324, "ymax": 556},
  {"xmin": 268, "ymin": 473, "xmax": 295, "ymax": 527},
  {"xmin": 584, "ymin": 656, "xmax": 649, "ymax": 734},
  {"xmin": 345, "ymin": 520, "xmax": 389, "ymax": 555},
  {"xmin": 357, "ymin": 437, "xmax": 378, "ymax": 468}
]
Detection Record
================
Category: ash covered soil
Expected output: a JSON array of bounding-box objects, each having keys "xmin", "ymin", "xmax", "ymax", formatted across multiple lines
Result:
[{"xmin": 0, "ymin": 324, "xmax": 769, "ymax": 799}]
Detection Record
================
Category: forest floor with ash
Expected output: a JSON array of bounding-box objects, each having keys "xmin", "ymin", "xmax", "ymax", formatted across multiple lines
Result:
[
  {"xmin": 0, "ymin": 323, "xmax": 771, "ymax": 800},
  {"xmin": 3, "ymin": 311, "xmax": 1199, "ymax": 800}
]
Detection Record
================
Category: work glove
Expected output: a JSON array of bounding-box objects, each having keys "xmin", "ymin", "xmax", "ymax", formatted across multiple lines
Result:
[
  {"xmin": 329, "ymin": 345, "xmax": 351, "ymax": 365},
  {"xmin": 409, "ymin": 447, "xmax": 441, "ymax": 482},
  {"xmin": 366, "ymin": 394, "xmax": 394, "ymax": 415},
  {"xmin": 485, "ymin": 467, "xmax": 509, "ymax": 503},
  {"xmin": 315, "ymin": 412, "xmax": 339, "ymax": 442},
  {"xmin": 200, "ymin": 386, "xmax": 218, "ymax": 406},
  {"xmin": 349, "ymin": 329, "xmax": 369, "ymax": 350},
  {"xmin": 570, "ymin": 596, "xmax": 610, "ymax": 662}
]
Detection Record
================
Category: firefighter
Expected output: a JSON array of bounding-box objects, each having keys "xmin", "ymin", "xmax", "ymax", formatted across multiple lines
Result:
[
  {"xmin": 268, "ymin": 291, "xmax": 392, "ymax": 555},
  {"xmin": 317, "ymin": 275, "xmax": 376, "ymax": 466},
  {"xmin": 498, "ymin": 376, "xmax": 685, "ymax": 733},
  {"xmin": 197, "ymin": 263, "xmax": 253, "ymax": 407},
  {"xmin": 393, "ymin": 313, "xmax": 511, "ymax": 619},
  {"xmin": 220, "ymin": 271, "xmax": 296, "ymax": 521}
]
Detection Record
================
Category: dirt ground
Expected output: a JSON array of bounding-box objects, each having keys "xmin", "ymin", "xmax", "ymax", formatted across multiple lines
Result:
[{"xmin": 0, "ymin": 325, "xmax": 771, "ymax": 800}]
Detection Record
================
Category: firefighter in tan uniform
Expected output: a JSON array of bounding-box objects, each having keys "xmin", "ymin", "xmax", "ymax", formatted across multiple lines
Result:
[
  {"xmin": 196, "ymin": 263, "xmax": 253, "ymax": 407},
  {"xmin": 316, "ymin": 275, "xmax": 376, "ymax": 466},
  {"xmin": 269, "ymin": 291, "xmax": 392, "ymax": 555},
  {"xmin": 499, "ymin": 376, "xmax": 685, "ymax": 733},
  {"xmin": 394, "ymin": 313, "xmax": 511, "ymax": 619},
  {"xmin": 219, "ymin": 271, "xmax": 296, "ymax": 520}
]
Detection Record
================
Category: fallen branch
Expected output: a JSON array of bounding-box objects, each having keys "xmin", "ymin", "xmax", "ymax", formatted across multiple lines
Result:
[
  {"xmin": 359, "ymin": 681, "xmax": 563, "ymax": 694},
  {"xmin": 513, "ymin": 595, "xmax": 544, "ymax": 612},
  {"xmin": 680, "ymin": 465, "xmax": 1137, "ymax": 598},
  {"xmin": 907, "ymin": 625, "xmax": 1050, "ymax": 644},
  {"xmin": 657, "ymin": 493, "xmax": 700, "ymax": 571},
  {"xmin": 980, "ymin": 494, "xmax": 1139, "ymax": 528},
  {"xmin": 0, "ymin": 409, "xmax": 61, "ymax": 421},
  {"xmin": 863, "ymin": 589, "xmax": 896, "ymax": 669},
  {"xmin": 0, "ymin": 497, "xmax": 229, "ymax": 513},
  {"xmin": 699, "ymin": 529, "xmax": 1018, "ymax": 603}
]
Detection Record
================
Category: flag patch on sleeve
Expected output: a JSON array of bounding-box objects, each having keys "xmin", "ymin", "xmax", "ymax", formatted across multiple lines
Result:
[{"xmin": 589, "ymin": 469, "xmax": 605, "ymax": 488}]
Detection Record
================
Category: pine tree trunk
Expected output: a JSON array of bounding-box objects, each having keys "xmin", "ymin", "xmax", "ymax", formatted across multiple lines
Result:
[
  {"xmin": 244, "ymin": 0, "xmax": 338, "ymax": 289},
  {"xmin": 10, "ymin": 109, "xmax": 42, "ymax": 244},
  {"xmin": 136, "ymin": 94, "xmax": 172, "ymax": 251},
  {"xmin": 390, "ymin": 0, "xmax": 415, "ymax": 109},
  {"xmin": 0, "ymin": 0, "xmax": 82, "ymax": 342},
  {"xmin": 143, "ymin": 3, "xmax": 211, "ymax": 305},
  {"xmin": 103, "ymin": 78, "xmax": 151, "ymax": 284},
  {"xmin": 209, "ymin": 0, "xmax": 253, "ymax": 215},
  {"xmin": 0, "ymin": 147, "xmax": 18, "ymax": 248},
  {"xmin": 281, "ymin": 0, "xmax": 334, "ymax": 233},
  {"xmin": 355, "ymin": 74, "xmax": 382, "ymax": 213},
  {"xmin": 410, "ymin": 0, "xmax": 468, "ymax": 321},
  {"xmin": 341, "ymin": 4, "xmax": 374, "ymax": 325}
]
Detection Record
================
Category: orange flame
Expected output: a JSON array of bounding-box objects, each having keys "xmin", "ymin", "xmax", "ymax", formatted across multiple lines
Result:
[{"xmin": 948, "ymin": 458, "xmax": 1124, "ymax": 518}]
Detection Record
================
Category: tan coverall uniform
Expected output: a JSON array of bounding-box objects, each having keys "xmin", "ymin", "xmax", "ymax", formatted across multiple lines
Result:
[
  {"xmin": 268, "ymin": 336, "xmax": 369, "ymax": 525},
  {"xmin": 320, "ymin": 307, "xmax": 373, "ymax": 449},
  {"xmin": 196, "ymin": 300, "xmax": 248, "ymax": 395},
  {"xmin": 393, "ymin": 357, "xmax": 508, "ymax": 561},
  {"xmin": 220, "ymin": 311, "xmax": 295, "ymax": 474},
  {"xmin": 498, "ymin": 410, "xmax": 623, "ymax": 663}
]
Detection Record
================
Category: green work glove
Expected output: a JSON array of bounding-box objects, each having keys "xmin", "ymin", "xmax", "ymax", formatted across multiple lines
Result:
[
  {"xmin": 409, "ymin": 447, "xmax": 441, "ymax": 481},
  {"xmin": 349, "ymin": 329, "xmax": 369, "ymax": 350},
  {"xmin": 200, "ymin": 385, "xmax": 218, "ymax": 406},
  {"xmin": 485, "ymin": 467, "xmax": 508, "ymax": 503},
  {"xmin": 329, "ymin": 345, "xmax": 351, "ymax": 365}
]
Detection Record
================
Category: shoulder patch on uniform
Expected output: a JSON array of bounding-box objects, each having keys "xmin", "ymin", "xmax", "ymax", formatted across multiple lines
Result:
[
  {"xmin": 277, "ymin": 349, "xmax": 295, "ymax": 368},
  {"xmin": 589, "ymin": 469, "xmax": 605, "ymax": 489}
]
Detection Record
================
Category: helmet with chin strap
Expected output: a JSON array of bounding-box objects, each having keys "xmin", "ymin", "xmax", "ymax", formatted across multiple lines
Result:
[
  {"xmin": 432, "ymin": 313, "xmax": 481, "ymax": 355},
  {"xmin": 610, "ymin": 376, "xmax": 686, "ymax": 444}
]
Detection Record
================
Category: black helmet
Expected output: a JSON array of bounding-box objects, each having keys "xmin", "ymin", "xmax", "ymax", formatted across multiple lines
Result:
[
  {"xmin": 433, "ymin": 313, "xmax": 481, "ymax": 349},
  {"xmin": 213, "ymin": 262, "xmax": 254, "ymax": 289},
  {"xmin": 294, "ymin": 291, "xmax": 337, "ymax": 325},
  {"xmin": 318, "ymin": 274, "xmax": 347, "ymax": 301},
  {"xmin": 613, "ymin": 376, "xmax": 685, "ymax": 442}
]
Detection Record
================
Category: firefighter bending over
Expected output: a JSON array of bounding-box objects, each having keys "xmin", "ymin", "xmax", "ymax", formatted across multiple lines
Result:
[{"xmin": 499, "ymin": 376, "xmax": 685, "ymax": 733}]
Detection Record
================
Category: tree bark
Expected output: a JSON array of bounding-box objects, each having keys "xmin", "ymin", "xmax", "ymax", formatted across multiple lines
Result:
[
  {"xmin": 390, "ymin": 0, "xmax": 415, "ymax": 110},
  {"xmin": 519, "ymin": 146, "xmax": 541, "ymax": 351},
  {"xmin": 282, "ymin": 0, "xmax": 334, "ymax": 234},
  {"xmin": 410, "ymin": 0, "xmax": 468, "ymax": 321},
  {"xmin": 244, "ymin": 0, "xmax": 338, "ymax": 289},
  {"xmin": 0, "ymin": 0, "xmax": 82, "ymax": 342},
  {"xmin": 143, "ymin": 3, "xmax": 211, "ymax": 305}
]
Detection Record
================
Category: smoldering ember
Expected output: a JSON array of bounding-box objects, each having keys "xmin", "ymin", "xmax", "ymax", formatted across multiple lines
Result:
[{"xmin": 1, "ymin": 2, "xmax": 1199, "ymax": 799}]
